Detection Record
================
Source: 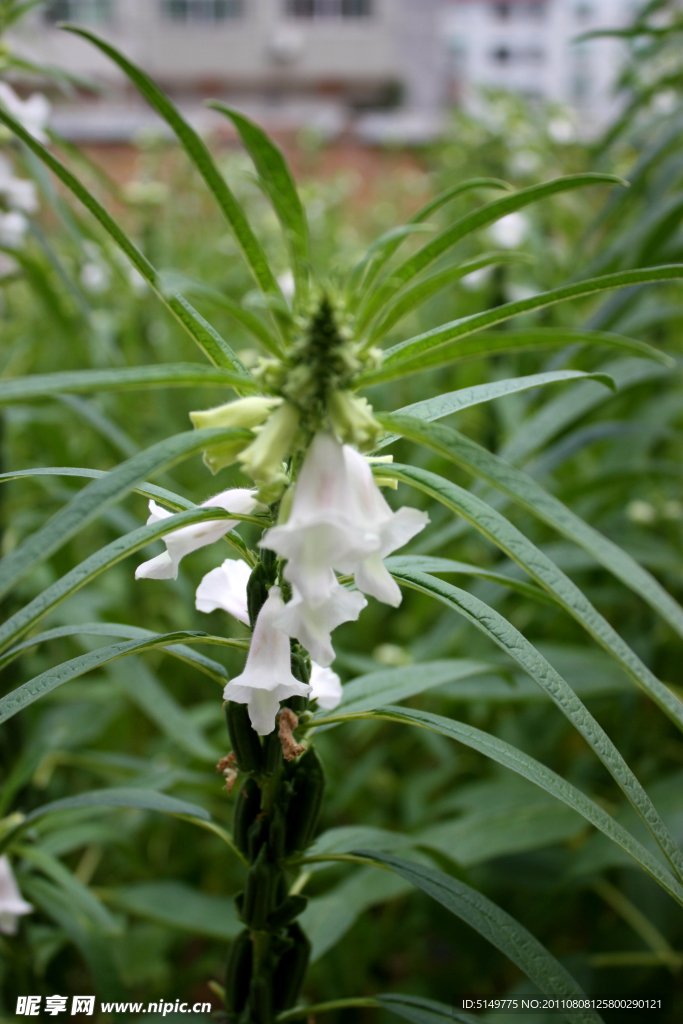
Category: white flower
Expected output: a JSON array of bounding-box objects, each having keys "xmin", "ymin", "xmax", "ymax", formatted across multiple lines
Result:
[
  {"xmin": 0, "ymin": 155, "xmax": 37, "ymax": 213},
  {"xmin": 80, "ymin": 261, "xmax": 111, "ymax": 294},
  {"xmin": 489, "ymin": 212, "xmax": 529, "ymax": 249},
  {"xmin": 310, "ymin": 662, "xmax": 343, "ymax": 710},
  {"xmin": 0, "ymin": 83, "xmax": 50, "ymax": 143},
  {"xmin": 195, "ymin": 557, "xmax": 252, "ymax": 623},
  {"xmin": 274, "ymin": 578, "xmax": 366, "ymax": 667},
  {"xmin": 0, "ymin": 210, "xmax": 27, "ymax": 248},
  {"xmin": 223, "ymin": 586, "xmax": 310, "ymax": 735},
  {"xmin": 263, "ymin": 433, "xmax": 428, "ymax": 608},
  {"xmin": 0, "ymin": 856, "xmax": 32, "ymax": 936},
  {"xmin": 135, "ymin": 489, "xmax": 263, "ymax": 581}
]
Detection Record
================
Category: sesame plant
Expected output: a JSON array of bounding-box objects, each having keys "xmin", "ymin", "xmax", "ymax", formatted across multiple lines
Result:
[{"xmin": 2, "ymin": 21, "xmax": 683, "ymax": 1024}]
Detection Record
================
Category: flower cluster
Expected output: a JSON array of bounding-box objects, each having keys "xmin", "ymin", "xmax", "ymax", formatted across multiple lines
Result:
[{"xmin": 0, "ymin": 83, "xmax": 50, "ymax": 271}]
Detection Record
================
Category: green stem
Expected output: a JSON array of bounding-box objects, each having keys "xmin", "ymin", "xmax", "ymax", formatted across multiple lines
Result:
[{"xmin": 276, "ymin": 998, "xmax": 380, "ymax": 1022}]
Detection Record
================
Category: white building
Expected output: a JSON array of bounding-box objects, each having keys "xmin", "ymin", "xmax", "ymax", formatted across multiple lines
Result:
[{"xmin": 442, "ymin": 0, "xmax": 636, "ymax": 133}]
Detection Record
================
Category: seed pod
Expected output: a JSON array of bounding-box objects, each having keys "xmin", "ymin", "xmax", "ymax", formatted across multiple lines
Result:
[
  {"xmin": 224, "ymin": 928, "xmax": 252, "ymax": 1017},
  {"xmin": 267, "ymin": 804, "xmax": 287, "ymax": 863},
  {"xmin": 267, "ymin": 893, "xmax": 308, "ymax": 930},
  {"xmin": 261, "ymin": 728, "xmax": 282, "ymax": 776},
  {"xmin": 240, "ymin": 844, "xmax": 277, "ymax": 930},
  {"xmin": 247, "ymin": 562, "xmax": 271, "ymax": 628},
  {"xmin": 226, "ymin": 701, "xmax": 263, "ymax": 774},
  {"xmin": 246, "ymin": 813, "xmax": 269, "ymax": 863},
  {"xmin": 249, "ymin": 963, "xmax": 275, "ymax": 1024},
  {"xmin": 273, "ymin": 922, "xmax": 311, "ymax": 1012},
  {"xmin": 285, "ymin": 747, "xmax": 326, "ymax": 854},
  {"xmin": 233, "ymin": 777, "xmax": 261, "ymax": 857}
]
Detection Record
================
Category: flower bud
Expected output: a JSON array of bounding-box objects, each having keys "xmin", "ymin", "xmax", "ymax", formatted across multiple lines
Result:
[
  {"xmin": 238, "ymin": 401, "xmax": 301, "ymax": 489},
  {"xmin": 190, "ymin": 396, "xmax": 282, "ymax": 474},
  {"xmin": 327, "ymin": 391, "xmax": 384, "ymax": 450}
]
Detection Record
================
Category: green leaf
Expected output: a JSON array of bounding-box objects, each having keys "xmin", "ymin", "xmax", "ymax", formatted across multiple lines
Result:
[
  {"xmin": 0, "ymin": 364, "xmax": 255, "ymax": 404},
  {"xmin": 305, "ymin": 826, "xmax": 412, "ymax": 870},
  {"xmin": 109, "ymin": 659, "xmax": 220, "ymax": 762},
  {"xmin": 379, "ymin": 414, "xmax": 683, "ymax": 649},
  {"xmin": 313, "ymin": 706, "xmax": 683, "ymax": 908},
  {"xmin": 0, "ymin": 467, "xmax": 198, "ymax": 511},
  {"xmin": 18, "ymin": 844, "xmax": 120, "ymax": 935},
  {"xmin": 329, "ymin": 659, "xmax": 493, "ymax": 717},
  {"xmin": 387, "ymin": 570, "xmax": 683, "ymax": 884},
  {"xmin": 356, "ymin": 174, "xmax": 625, "ymax": 331},
  {"xmin": 359, "ymin": 328, "xmax": 672, "ymax": 387},
  {"xmin": 23, "ymin": 787, "xmax": 211, "ymax": 824},
  {"xmin": 377, "ymin": 993, "xmax": 477, "ymax": 1024},
  {"xmin": 367, "ymin": 266, "xmax": 683, "ymax": 373},
  {"xmin": 0, "ymin": 621, "xmax": 231, "ymax": 683},
  {"xmin": 0, "ymin": 506, "xmax": 256, "ymax": 656},
  {"xmin": 381, "ymin": 462, "xmax": 683, "ymax": 736},
  {"xmin": 375, "ymin": 371, "xmax": 615, "ymax": 449},
  {"xmin": 0, "ymin": 631, "xmax": 239, "ymax": 726},
  {"xmin": 356, "ymin": 852, "xmax": 603, "ymax": 1024},
  {"xmin": 384, "ymin": 555, "xmax": 559, "ymax": 606},
  {"xmin": 349, "ymin": 178, "xmax": 512, "ymax": 295},
  {"xmin": 209, "ymin": 103, "xmax": 310, "ymax": 300},
  {"xmin": 0, "ymin": 426, "xmax": 254, "ymax": 601},
  {"xmin": 0, "ymin": 104, "xmax": 252, "ymax": 375},
  {"xmin": 369, "ymin": 251, "xmax": 531, "ymax": 344},
  {"xmin": 62, "ymin": 26, "xmax": 285, "ymax": 324},
  {"xmin": 104, "ymin": 880, "xmax": 241, "ymax": 940}
]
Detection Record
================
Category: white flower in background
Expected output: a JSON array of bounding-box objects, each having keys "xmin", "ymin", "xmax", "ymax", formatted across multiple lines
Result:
[
  {"xmin": 277, "ymin": 269, "xmax": 295, "ymax": 300},
  {"xmin": 274, "ymin": 579, "xmax": 366, "ymax": 667},
  {"xmin": 0, "ymin": 856, "xmax": 32, "ymax": 935},
  {"xmin": 0, "ymin": 83, "xmax": 50, "ymax": 143},
  {"xmin": 0, "ymin": 155, "xmax": 37, "ymax": 213},
  {"xmin": 309, "ymin": 662, "xmax": 343, "ymax": 710},
  {"xmin": 81, "ymin": 261, "xmax": 111, "ymax": 294},
  {"xmin": 135, "ymin": 489, "xmax": 263, "ymax": 581},
  {"xmin": 489, "ymin": 212, "xmax": 529, "ymax": 249},
  {"xmin": 547, "ymin": 117, "xmax": 575, "ymax": 144},
  {"xmin": 195, "ymin": 557, "xmax": 252, "ymax": 622},
  {"xmin": 0, "ymin": 210, "xmax": 27, "ymax": 248},
  {"xmin": 223, "ymin": 587, "xmax": 310, "ymax": 735}
]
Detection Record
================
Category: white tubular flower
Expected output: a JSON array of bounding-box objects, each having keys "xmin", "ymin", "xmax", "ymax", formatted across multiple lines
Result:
[
  {"xmin": 0, "ymin": 83, "xmax": 50, "ymax": 143},
  {"xmin": 0, "ymin": 156, "xmax": 37, "ymax": 214},
  {"xmin": 0, "ymin": 856, "xmax": 32, "ymax": 936},
  {"xmin": 223, "ymin": 587, "xmax": 310, "ymax": 735},
  {"xmin": 262, "ymin": 432, "xmax": 428, "ymax": 609},
  {"xmin": 309, "ymin": 662, "xmax": 343, "ymax": 710},
  {"xmin": 135, "ymin": 489, "xmax": 263, "ymax": 581},
  {"xmin": 0, "ymin": 211, "xmax": 28, "ymax": 248},
  {"xmin": 274, "ymin": 578, "xmax": 366, "ymax": 668},
  {"xmin": 195, "ymin": 558, "xmax": 252, "ymax": 624}
]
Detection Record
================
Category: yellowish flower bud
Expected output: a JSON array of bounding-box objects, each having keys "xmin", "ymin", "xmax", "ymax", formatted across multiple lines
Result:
[
  {"xmin": 238, "ymin": 401, "xmax": 301, "ymax": 488},
  {"xmin": 327, "ymin": 391, "xmax": 384, "ymax": 450},
  {"xmin": 190, "ymin": 396, "xmax": 282, "ymax": 475}
]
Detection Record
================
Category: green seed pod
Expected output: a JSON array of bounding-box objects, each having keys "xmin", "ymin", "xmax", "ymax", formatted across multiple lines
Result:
[
  {"xmin": 261, "ymin": 728, "xmax": 282, "ymax": 776},
  {"xmin": 273, "ymin": 922, "xmax": 311, "ymax": 1013},
  {"xmin": 224, "ymin": 928, "xmax": 252, "ymax": 1017},
  {"xmin": 226, "ymin": 701, "xmax": 263, "ymax": 774},
  {"xmin": 246, "ymin": 813, "xmax": 269, "ymax": 863},
  {"xmin": 285, "ymin": 747, "xmax": 326, "ymax": 855},
  {"xmin": 240, "ymin": 844, "xmax": 277, "ymax": 930},
  {"xmin": 249, "ymin": 964, "xmax": 275, "ymax": 1024},
  {"xmin": 267, "ymin": 893, "xmax": 308, "ymax": 930},
  {"xmin": 233, "ymin": 777, "xmax": 261, "ymax": 857},
  {"xmin": 247, "ymin": 562, "xmax": 271, "ymax": 628},
  {"xmin": 267, "ymin": 804, "xmax": 287, "ymax": 863}
]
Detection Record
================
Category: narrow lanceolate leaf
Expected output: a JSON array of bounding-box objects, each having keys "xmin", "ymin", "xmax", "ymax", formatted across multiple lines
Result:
[
  {"xmin": 383, "ymin": 555, "xmax": 558, "ymax": 606},
  {"xmin": 210, "ymin": 103, "xmax": 310, "ymax": 299},
  {"xmin": 0, "ymin": 426, "xmax": 254, "ymax": 602},
  {"xmin": 379, "ymin": 414, "xmax": 683, "ymax": 649},
  {"xmin": 0, "ymin": 506, "xmax": 259, "ymax": 657},
  {"xmin": 0, "ymin": 105, "xmax": 251, "ymax": 375},
  {"xmin": 345, "ymin": 707, "xmax": 683, "ymax": 908},
  {"xmin": 388, "ymin": 571, "xmax": 683, "ymax": 884},
  {"xmin": 364, "ymin": 265, "xmax": 683, "ymax": 374},
  {"xmin": 0, "ymin": 631, "xmax": 240, "ymax": 725},
  {"xmin": 0, "ymin": 622, "xmax": 236, "ymax": 680},
  {"xmin": 382, "ymin": 462, "xmax": 683, "ymax": 735},
  {"xmin": 377, "ymin": 993, "xmax": 478, "ymax": 1024},
  {"xmin": 350, "ymin": 178, "xmax": 512, "ymax": 296},
  {"xmin": 375, "ymin": 371, "xmax": 615, "ymax": 450},
  {"xmin": 0, "ymin": 468, "xmax": 197, "ymax": 512},
  {"xmin": 0, "ymin": 364, "xmax": 255, "ymax": 404},
  {"xmin": 62, "ymin": 26, "xmax": 285, "ymax": 318},
  {"xmin": 356, "ymin": 174, "xmax": 625, "ymax": 331},
  {"xmin": 356, "ymin": 852, "xmax": 603, "ymax": 1024},
  {"xmin": 359, "ymin": 328, "xmax": 671, "ymax": 387}
]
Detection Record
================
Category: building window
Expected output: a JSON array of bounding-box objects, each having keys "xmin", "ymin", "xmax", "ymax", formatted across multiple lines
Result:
[
  {"xmin": 161, "ymin": 0, "xmax": 243, "ymax": 22},
  {"xmin": 287, "ymin": 0, "xmax": 371, "ymax": 17},
  {"xmin": 44, "ymin": 0, "xmax": 112, "ymax": 23}
]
